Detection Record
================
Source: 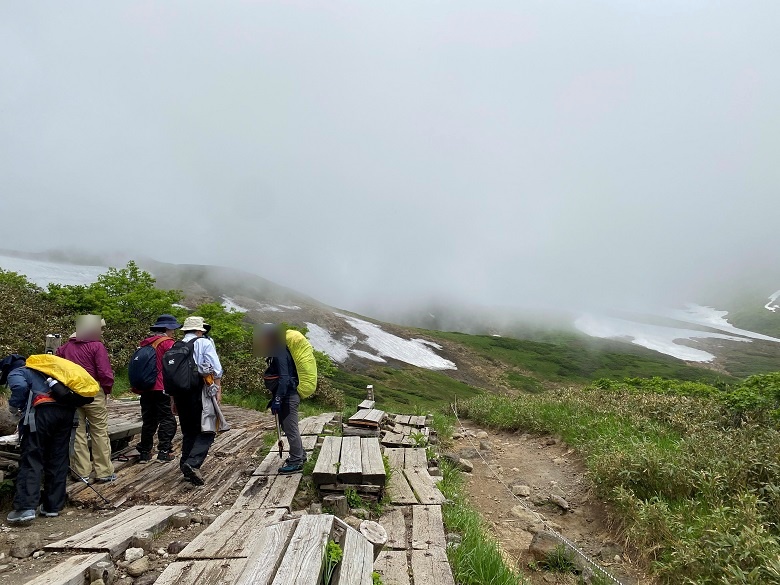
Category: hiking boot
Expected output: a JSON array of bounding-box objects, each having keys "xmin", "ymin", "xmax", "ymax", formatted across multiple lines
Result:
[
  {"xmin": 138, "ymin": 451, "xmax": 152, "ymax": 463},
  {"xmin": 182, "ymin": 463, "xmax": 204, "ymax": 486},
  {"xmin": 278, "ymin": 463, "xmax": 304, "ymax": 475},
  {"xmin": 97, "ymin": 473, "xmax": 117, "ymax": 483},
  {"xmin": 38, "ymin": 505, "xmax": 59, "ymax": 518},
  {"xmin": 7, "ymin": 509, "xmax": 35, "ymax": 524},
  {"xmin": 157, "ymin": 451, "xmax": 175, "ymax": 462}
]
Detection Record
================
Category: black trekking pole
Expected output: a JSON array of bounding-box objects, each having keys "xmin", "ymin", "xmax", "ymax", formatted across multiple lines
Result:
[{"xmin": 70, "ymin": 467, "xmax": 111, "ymax": 506}]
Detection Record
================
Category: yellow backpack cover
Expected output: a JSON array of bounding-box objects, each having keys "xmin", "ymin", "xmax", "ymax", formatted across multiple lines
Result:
[
  {"xmin": 25, "ymin": 354, "xmax": 101, "ymax": 397},
  {"xmin": 286, "ymin": 329, "xmax": 318, "ymax": 399}
]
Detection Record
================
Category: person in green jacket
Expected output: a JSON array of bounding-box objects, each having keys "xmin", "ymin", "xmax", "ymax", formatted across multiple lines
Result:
[{"xmin": 257, "ymin": 324, "xmax": 317, "ymax": 474}]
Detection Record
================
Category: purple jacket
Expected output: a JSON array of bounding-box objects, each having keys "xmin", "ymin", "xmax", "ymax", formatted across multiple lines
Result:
[{"xmin": 56, "ymin": 338, "xmax": 114, "ymax": 394}]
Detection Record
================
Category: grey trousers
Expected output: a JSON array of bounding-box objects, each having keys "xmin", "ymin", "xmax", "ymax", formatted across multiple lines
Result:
[{"xmin": 279, "ymin": 393, "xmax": 305, "ymax": 466}]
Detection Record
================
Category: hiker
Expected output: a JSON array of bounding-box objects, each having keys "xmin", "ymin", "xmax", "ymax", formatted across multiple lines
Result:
[
  {"xmin": 164, "ymin": 316, "xmax": 223, "ymax": 486},
  {"xmin": 3, "ymin": 356, "xmax": 75, "ymax": 523},
  {"xmin": 56, "ymin": 315, "xmax": 116, "ymax": 482},
  {"xmin": 130, "ymin": 314, "xmax": 181, "ymax": 462},
  {"xmin": 257, "ymin": 324, "xmax": 318, "ymax": 474}
]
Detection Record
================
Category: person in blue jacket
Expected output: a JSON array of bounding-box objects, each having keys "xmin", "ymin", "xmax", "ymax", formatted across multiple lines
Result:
[{"xmin": 2, "ymin": 355, "xmax": 76, "ymax": 524}]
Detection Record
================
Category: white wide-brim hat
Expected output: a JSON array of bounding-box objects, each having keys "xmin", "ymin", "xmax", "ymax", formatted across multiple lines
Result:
[{"xmin": 181, "ymin": 316, "xmax": 207, "ymax": 332}]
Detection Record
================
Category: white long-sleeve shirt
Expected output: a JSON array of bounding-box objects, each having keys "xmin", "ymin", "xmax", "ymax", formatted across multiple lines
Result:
[{"xmin": 182, "ymin": 333, "xmax": 224, "ymax": 378}]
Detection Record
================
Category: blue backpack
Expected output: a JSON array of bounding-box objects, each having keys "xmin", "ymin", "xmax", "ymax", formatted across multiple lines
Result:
[{"xmin": 128, "ymin": 337, "xmax": 165, "ymax": 391}]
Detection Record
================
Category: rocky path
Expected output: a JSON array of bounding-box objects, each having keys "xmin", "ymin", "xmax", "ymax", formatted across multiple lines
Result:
[{"xmin": 451, "ymin": 423, "xmax": 653, "ymax": 585}]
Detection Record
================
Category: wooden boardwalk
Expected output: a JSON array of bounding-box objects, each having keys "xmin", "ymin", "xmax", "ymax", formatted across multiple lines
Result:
[{"xmin": 312, "ymin": 436, "xmax": 386, "ymax": 499}]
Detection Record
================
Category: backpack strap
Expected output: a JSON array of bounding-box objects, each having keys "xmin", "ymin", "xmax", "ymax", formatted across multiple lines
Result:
[{"xmin": 151, "ymin": 337, "xmax": 168, "ymax": 350}]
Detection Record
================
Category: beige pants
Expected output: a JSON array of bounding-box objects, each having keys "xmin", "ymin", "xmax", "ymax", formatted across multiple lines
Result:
[{"xmin": 72, "ymin": 391, "xmax": 114, "ymax": 479}]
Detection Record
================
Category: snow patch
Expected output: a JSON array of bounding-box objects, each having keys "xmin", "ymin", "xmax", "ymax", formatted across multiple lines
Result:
[
  {"xmin": 221, "ymin": 296, "xmax": 249, "ymax": 313},
  {"xmin": 278, "ymin": 304, "xmax": 302, "ymax": 311},
  {"xmin": 668, "ymin": 304, "xmax": 780, "ymax": 343},
  {"xmin": 0, "ymin": 255, "xmax": 107, "ymax": 288},
  {"xmin": 350, "ymin": 349, "xmax": 387, "ymax": 363},
  {"xmin": 256, "ymin": 304, "xmax": 283, "ymax": 313},
  {"xmin": 413, "ymin": 338, "xmax": 444, "ymax": 350},
  {"xmin": 575, "ymin": 314, "xmax": 749, "ymax": 362},
  {"xmin": 766, "ymin": 290, "xmax": 780, "ymax": 313},
  {"xmin": 305, "ymin": 322, "xmax": 352, "ymax": 363},
  {"xmin": 337, "ymin": 313, "xmax": 457, "ymax": 370}
]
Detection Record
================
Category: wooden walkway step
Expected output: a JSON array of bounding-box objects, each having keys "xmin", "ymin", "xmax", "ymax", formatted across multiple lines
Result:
[
  {"xmin": 312, "ymin": 436, "xmax": 386, "ymax": 488},
  {"xmin": 378, "ymin": 507, "xmax": 408, "ymax": 550},
  {"xmin": 156, "ymin": 559, "xmax": 249, "ymax": 585},
  {"xmin": 298, "ymin": 413, "xmax": 337, "ymax": 436},
  {"xmin": 178, "ymin": 508, "xmax": 287, "ymax": 559},
  {"xmin": 385, "ymin": 449, "xmax": 417, "ymax": 505},
  {"xmin": 405, "ymin": 468, "xmax": 445, "ymax": 505},
  {"xmin": 411, "ymin": 505, "xmax": 446, "ymax": 550},
  {"xmin": 232, "ymin": 474, "xmax": 301, "ymax": 511},
  {"xmin": 411, "ymin": 547, "xmax": 456, "ymax": 585},
  {"xmin": 393, "ymin": 415, "xmax": 427, "ymax": 427},
  {"xmin": 46, "ymin": 505, "xmax": 187, "ymax": 557},
  {"xmin": 357, "ymin": 399, "xmax": 376, "ymax": 410},
  {"xmin": 24, "ymin": 553, "xmax": 109, "ymax": 585},
  {"xmin": 348, "ymin": 409, "xmax": 386, "ymax": 429},
  {"xmin": 374, "ymin": 550, "xmax": 411, "ymax": 585}
]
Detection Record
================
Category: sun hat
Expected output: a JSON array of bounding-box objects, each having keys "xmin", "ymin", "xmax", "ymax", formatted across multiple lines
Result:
[
  {"xmin": 150, "ymin": 314, "xmax": 183, "ymax": 331},
  {"xmin": 180, "ymin": 316, "xmax": 207, "ymax": 332}
]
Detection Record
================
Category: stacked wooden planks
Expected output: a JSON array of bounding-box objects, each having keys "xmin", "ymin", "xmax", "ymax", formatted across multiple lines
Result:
[
  {"xmin": 347, "ymin": 409, "xmax": 386, "ymax": 429},
  {"xmin": 312, "ymin": 436, "xmax": 386, "ymax": 500}
]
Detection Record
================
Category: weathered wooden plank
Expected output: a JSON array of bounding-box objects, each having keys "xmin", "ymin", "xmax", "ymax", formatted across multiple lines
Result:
[
  {"xmin": 365, "ymin": 409, "xmax": 386, "ymax": 423},
  {"xmin": 253, "ymin": 449, "xmax": 284, "ymax": 476},
  {"xmin": 381, "ymin": 432, "xmax": 406, "ymax": 447},
  {"xmin": 279, "ymin": 434, "xmax": 318, "ymax": 452},
  {"xmin": 378, "ymin": 507, "xmax": 407, "ymax": 550},
  {"xmin": 403, "ymin": 449, "xmax": 428, "ymax": 470},
  {"xmin": 409, "ymin": 416, "xmax": 427, "ymax": 427},
  {"xmin": 410, "ymin": 547, "xmax": 456, "ymax": 585},
  {"xmin": 387, "ymin": 471, "xmax": 417, "ymax": 504},
  {"xmin": 46, "ymin": 505, "xmax": 187, "ymax": 557},
  {"xmin": 384, "ymin": 448, "xmax": 405, "ymax": 469},
  {"xmin": 411, "ymin": 505, "xmax": 446, "ymax": 550},
  {"xmin": 349, "ymin": 409, "xmax": 372, "ymax": 421},
  {"xmin": 233, "ymin": 520, "xmax": 298, "ymax": 585},
  {"xmin": 271, "ymin": 514, "xmax": 333, "ymax": 585},
  {"xmin": 343, "ymin": 426, "xmax": 381, "ymax": 438},
  {"xmin": 232, "ymin": 474, "xmax": 301, "ymax": 510},
  {"xmin": 318, "ymin": 484, "xmax": 382, "ymax": 494},
  {"xmin": 155, "ymin": 559, "xmax": 249, "ymax": 585},
  {"xmin": 404, "ymin": 469, "xmax": 445, "ymax": 505},
  {"xmin": 395, "ymin": 415, "xmax": 411, "ymax": 425},
  {"xmin": 338, "ymin": 436, "xmax": 363, "ymax": 483},
  {"xmin": 299, "ymin": 413, "xmax": 335, "ymax": 436},
  {"xmin": 178, "ymin": 508, "xmax": 287, "ymax": 559},
  {"xmin": 333, "ymin": 519, "xmax": 374, "ymax": 585},
  {"xmin": 357, "ymin": 400, "xmax": 375, "ymax": 410},
  {"xmin": 373, "ymin": 550, "xmax": 411, "ymax": 585},
  {"xmin": 360, "ymin": 438, "xmax": 386, "ymax": 486},
  {"xmin": 312, "ymin": 436, "xmax": 342, "ymax": 485},
  {"xmin": 24, "ymin": 553, "xmax": 109, "ymax": 585}
]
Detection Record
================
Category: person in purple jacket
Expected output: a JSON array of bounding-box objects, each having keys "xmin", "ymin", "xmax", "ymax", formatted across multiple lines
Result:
[{"xmin": 56, "ymin": 315, "xmax": 116, "ymax": 482}]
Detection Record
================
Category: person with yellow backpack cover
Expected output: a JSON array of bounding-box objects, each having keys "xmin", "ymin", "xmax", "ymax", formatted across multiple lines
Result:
[
  {"xmin": 257, "ymin": 324, "xmax": 317, "ymax": 475},
  {"xmin": 3, "ymin": 354, "xmax": 98, "ymax": 524}
]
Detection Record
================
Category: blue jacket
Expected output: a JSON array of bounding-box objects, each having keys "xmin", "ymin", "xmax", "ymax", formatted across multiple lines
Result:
[{"xmin": 8, "ymin": 367, "xmax": 51, "ymax": 413}]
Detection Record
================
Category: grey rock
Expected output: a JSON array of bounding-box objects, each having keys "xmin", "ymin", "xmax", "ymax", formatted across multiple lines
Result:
[
  {"xmin": 510, "ymin": 506, "xmax": 543, "ymax": 533},
  {"xmin": 457, "ymin": 458, "xmax": 473, "ymax": 473},
  {"xmin": 479, "ymin": 440, "xmax": 492, "ymax": 452},
  {"xmin": 10, "ymin": 532, "xmax": 42, "ymax": 558},
  {"xmin": 458, "ymin": 448, "xmax": 480, "ymax": 459},
  {"xmin": 528, "ymin": 531, "xmax": 564, "ymax": 561},
  {"xmin": 133, "ymin": 572, "xmax": 160, "ymax": 585},
  {"xmin": 167, "ymin": 541, "xmax": 188, "ymax": 554},
  {"xmin": 451, "ymin": 432, "xmax": 463, "ymax": 440},
  {"xmin": 549, "ymin": 494, "xmax": 570, "ymax": 511},
  {"xmin": 445, "ymin": 533, "xmax": 462, "ymax": 545},
  {"xmin": 32, "ymin": 550, "xmax": 44, "ymax": 559},
  {"xmin": 0, "ymin": 564, "xmax": 12, "ymax": 574},
  {"xmin": 115, "ymin": 578, "xmax": 134, "ymax": 585},
  {"xmin": 91, "ymin": 580, "xmax": 106, "ymax": 585},
  {"xmin": 475, "ymin": 431, "xmax": 489, "ymax": 440},
  {"xmin": 511, "ymin": 484, "xmax": 531, "ymax": 497},
  {"xmin": 598, "ymin": 542, "xmax": 624, "ymax": 560},
  {"xmin": 545, "ymin": 438, "xmax": 558, "ymax": 446},
  {"xmin": 351, "ymin": 508, "xmax": 370, "ymax": 520},
  {"xmin": 344, "ymin": 516, "xmax": 362, "ymax": 530},
  {"xmin": 190, "ymin": 513, "xmax": 203, "ymax": 524},
  {"xmin": 125, "ymin": 547, "xmax": 145, "ymax": 563},
  {"xmin": 308, "ymin": 503, "xmax": 323, "ymax": 515},
  {"xmin": 127, "ymin": 557, "xmax": 150, "ymax": 578}
]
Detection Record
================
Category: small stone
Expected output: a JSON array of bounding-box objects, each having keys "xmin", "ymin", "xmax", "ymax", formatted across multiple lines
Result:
[
  {"xmin": 451, "ymin": 432, "xmax": 463, "ymax": 439},
  {"xmin": 344, "ymin": 516, "xmax": 362, "ymax": 530},
  {"xmin": 614, "ymin": 554, "xmax": 622, "ymax": 563},
  {"xmin": 511, "ymin": 484, "xmax": 531, "ymax": 497},
  {"xmin": 167, "ymin": 541, "xmax": 188, "ymax": 554},
  {"xmin": 156, "ymin": 548, "xmax": 166, "ymax": 556},
  {"xmin": 202, "ymin": 514, "xmax": 217, "ymax": 525},
  {"xmin": 457, "ymin": 459, "xmax": 473, "ymax": 473},
  {"xmin": 351, "ymin": 508, "xmax": 369, "ymax": 520},
  {"xmin": 545, "ymin": 438, "xmax": 558, "ymax": 446},
  {"xmin": 479, "ymin": 440, "xmax": 492, "ymax": 451},
  {"xmin": 190, "ymin": 513, "xmax": 203, "ymax": 524},
  {"xmin": 10, "ymin": 532, "xmax": 42, "ymax": 558},
  {"xmin": 458, "ymin": 448, "xmax": 480, "ymax": 460},
  {"xmin": 32, "ymin": 551, "xmax": 44, "ymax": 559},
  {"xmin": 475, "ymin": 431, "xmax": 489, "ymax": 440},
  {"xmin": 133, "ymin": 572, "xmax": 160, "ymax": 585},
  {"xmin": 552, "ymin": 457, "xmax": 565, "ymax": 465},
  {"xmin": 124, "ymin": 548, "xmax": 145, "ymax": 563},
  {"xmin": 598, "ymin": 542, "xmax": 624, "ymax": 560},
  {"xmin": 127, "ymin": 556, "xmax": 150, "ymax": 577},
  {"xmin": 116, "ymin": 578, "xmax": 134, "ymax": 585},
  {"xmin": 510, "ymin": 506, "xmax": 544, "ymax": 533},
  {"xmin": 0, "ymin": 564, "xmax": 11, "ymax": 574},
  {"xmin": 445, "ymin": 533, "xmax": 462, "ymax": 545},
  {"xmin": 549, "ymin": 494, "xmax": 570, "ymax": 511},
  {"xmin": 91, "ymin": 579, "xmax": 105, "ymax": 585},
  {"xmin": 308, "ymin": 503, "xmax": 323, "ymax": 515},
  {"xmin": 511, "ymin": 467, "xmax": 519, "ymax": 473}
]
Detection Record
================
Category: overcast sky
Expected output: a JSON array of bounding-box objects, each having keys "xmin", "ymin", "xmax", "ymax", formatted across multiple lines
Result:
[{"xmin": 1, "ymin": 1, "xmax": 778, "ymax": 314}]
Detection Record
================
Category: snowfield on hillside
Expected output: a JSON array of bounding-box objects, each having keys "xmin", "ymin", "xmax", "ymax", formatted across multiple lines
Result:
[
  {"xmin": 668, "ymin": 304, "xmax": 780, "ymax": 342},
  {"xmin": 337, "ymin": 313, "xmax": 457, "ymax": 370},
  {"xmin": 305, "ymin": 322, "xmax": 353, "ymax": 362},
  {"xmin": 221, "ymin": 296, "xmax": 249, "ymax": 313},
  {"xmin": 0, "ymin": 254, "xmax": 107, "ymax": 288},
  {"xmin": 766, "ymin": 290, "xmax": 780, "ymax": 313},
  {"xmin": 575, "ymin": 314, "xmax": 749, "ymax": 362}
]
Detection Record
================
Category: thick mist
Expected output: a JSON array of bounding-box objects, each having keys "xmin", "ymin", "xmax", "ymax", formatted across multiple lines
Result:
[{"xmin": 1, "ymin": 2, "xmax": 778, "ymax": 318}]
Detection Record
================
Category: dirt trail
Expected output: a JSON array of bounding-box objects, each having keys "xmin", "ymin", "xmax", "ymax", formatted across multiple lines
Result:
[{"xmin": 453, "ymin": 422, "xmax": 653, "ymax": 585}]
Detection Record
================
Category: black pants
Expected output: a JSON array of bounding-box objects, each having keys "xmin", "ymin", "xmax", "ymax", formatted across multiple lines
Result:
[
  {"xmin": 138, "ymin": 391, "xmax": 177, "ymax": 454},
  {"xmin": 174, "ymin": 389, "xmax": 214, "ymax": 471},
  {"xmin": 14, "ymin": 403, "xmax": 75, "ymax": 512}
]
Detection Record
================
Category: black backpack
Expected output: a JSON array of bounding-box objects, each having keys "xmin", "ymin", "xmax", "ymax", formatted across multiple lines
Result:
[
  {"xmin": 162, "ymin": 339, "xmax": 201, "ymax": 397},
  {"xmin": 47, "ymin": 378, "xmax": 94, "ymax": 408},
  {"xmin": 128, "ymin": 337, "xmax": 166, "ymax": 391}
]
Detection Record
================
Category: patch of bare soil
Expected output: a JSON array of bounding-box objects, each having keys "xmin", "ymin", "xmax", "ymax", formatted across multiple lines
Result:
[{"xmin": 454, "ymin": 422, "xmax": 654, "ymax": 585}]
